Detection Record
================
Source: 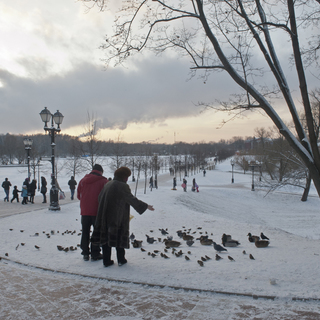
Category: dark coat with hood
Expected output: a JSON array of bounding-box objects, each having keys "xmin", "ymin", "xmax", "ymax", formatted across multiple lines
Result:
[
  {"xmin": 91, "ymin": 177, "xmax": 148, "ymax": 249},
  {"xmin": 77, "ymin": 170, "xmax": 108, "ymax": 216},
  {"xmin": 29, "ymin": 180, "xmax": 37, "ymax": 196},
  {"xmin": 40, "ymin": 177, "xmax": 47, "ymax": 195}
]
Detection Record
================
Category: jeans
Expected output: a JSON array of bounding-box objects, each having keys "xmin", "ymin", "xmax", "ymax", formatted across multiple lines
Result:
[
  {"xmin": 4, "ymin": 190, "xmax": 9, "ymax": 201},
  {"xmin": 70, "ymin": 189, "xmax": 75, "ymax": 200},
  {"xmin": 81, "ymin": 215, "xmax": 100, "ymax": 257}
]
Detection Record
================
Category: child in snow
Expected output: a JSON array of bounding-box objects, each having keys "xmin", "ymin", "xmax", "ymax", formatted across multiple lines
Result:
[
  {"xmin": 182, "ymin": 178, "xmax": 187, "ymax": 192},
  {"xmin": 11, "ymin": 186, "xmax": 21, "ymax": 203},
  {"xmin": 21, "ymin": 184, "xmax": 28, "ymax": 205}
]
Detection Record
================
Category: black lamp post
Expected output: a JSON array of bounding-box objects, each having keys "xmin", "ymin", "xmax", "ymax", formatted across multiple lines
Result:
[
  {"xmin": 39, "ymin": 107, "xmax": 64, "ymax": 211},
  {"xmin": 259, "ymin": 162, "xmax": 262, "ymax": 182},
  {"xmin": 132, "ymin": 158, "xmax": 135, "ymax": 182},
  {"xmin": 23, "ymin": 138, "xmax": 33, "ymax": 179},
  {"xmin": 231, "ymin": 159, "xmax": 235, "ymax": 183},
  {"xmin": 249, "ymin": 162, "xmax": 256, "ymax": 191}
]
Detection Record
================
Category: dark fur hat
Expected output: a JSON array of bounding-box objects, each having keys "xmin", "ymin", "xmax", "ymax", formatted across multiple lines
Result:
[
  {"xmin": 114, "ymin": 166, "xmax": 131, "ymax": 180},
  {"xmin": 92, "ymin": 164, "xmax": 103, "ymax": 173}
]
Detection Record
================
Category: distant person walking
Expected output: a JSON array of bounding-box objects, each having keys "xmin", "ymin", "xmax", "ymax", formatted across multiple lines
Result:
[
  {"xmin": 77, "ymin": 164, "xmax": 108, "ymax": 261},
  {"xmin": 203, "ymin": 169, "xmax": 206, "ymax": 177},
  {"xmin": 2, "ymin": 178, "xmax": 11, "ymax": 202},
  {"xmin": 68, "ymin": 176, "xmax": 77, "ymax": 200},
  {"xmin": 91, "ymin": 166, "xmax": 154, "ymax": 267},
  {"xmin": 11, "ymin": 186, "xmax": 21, "ymax": 203},
  {"xmin": 40, "ymin": 176, "xmax": 47, "ymax": 203},
  {"xmin": 154, "ymin": 175, "xmax": 158, "ymax": 189}
]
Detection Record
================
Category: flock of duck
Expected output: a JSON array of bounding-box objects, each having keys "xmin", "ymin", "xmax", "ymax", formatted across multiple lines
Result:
[{"xmin": 131, "ymin": 228, "xmax": 270, "ymax": 266}]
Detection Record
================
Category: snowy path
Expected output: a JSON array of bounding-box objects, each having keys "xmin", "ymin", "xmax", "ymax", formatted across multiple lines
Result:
[{"xmin": 1, "ymin": 260, "xmax": 320, "ymax": 320}]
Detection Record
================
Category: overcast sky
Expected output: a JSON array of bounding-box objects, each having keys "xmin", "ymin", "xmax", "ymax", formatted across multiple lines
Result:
[{"xmin": 0, "ymin": 0, "xmax": 308, "ymax": 144}]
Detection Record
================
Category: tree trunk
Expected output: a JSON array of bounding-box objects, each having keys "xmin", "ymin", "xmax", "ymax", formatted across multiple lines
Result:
[{"xmin": 301, "ymin": 172, "xmax": 311, "ymax": 202}]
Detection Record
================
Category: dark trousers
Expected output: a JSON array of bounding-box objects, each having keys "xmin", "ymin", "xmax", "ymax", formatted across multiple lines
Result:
[
  {"xmin": 81, "ymin": 215, "xmax": 100, "ymax": 257},
  {"xmin": 11, "ymin": 195, "xmax": 19, "ymax": 203},
  {"xmin": 70, "ymin": 189, "xmax": 75, "ymax": 200},
  {"xmin": 102, "ymin": 244, "xmax": 125, "ymax": 264}
]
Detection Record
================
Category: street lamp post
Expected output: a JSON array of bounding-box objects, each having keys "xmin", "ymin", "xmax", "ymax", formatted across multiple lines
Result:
[
  {"xmin": 132, "ymin": 159, "xmax": 135, "ymax": 182},
  {"xmin": 23, "ymin": 138, "xmax": 33, "ymax": 179},
  {"xmin": 39, "ymin": 107, "xmax": 64, "ymax": 211},
  {"xmin": 231, "ymin": 159, "xmax": 235, "ymax": 183},
  {"xmin": 259, "ymin": 163, "xmax": 262, "ymax": 182},
  {"xmin": 249, "ymin": 162, "xmax": 257, "ymax": 191}
]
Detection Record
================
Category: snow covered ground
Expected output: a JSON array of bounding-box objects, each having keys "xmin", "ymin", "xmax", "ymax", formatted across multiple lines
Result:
[
  {"xmin": 0, "ymin": 160, "xmax": 320, "ymax": 320},
  {"xmin": 1, "ymin": 158, "xmax": 319, "ymax": 302}
]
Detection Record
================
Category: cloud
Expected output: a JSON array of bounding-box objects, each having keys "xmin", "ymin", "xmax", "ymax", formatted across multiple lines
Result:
[{"xmin": 0, "ymin": 56, "xmax": 236, "ymax": 135}]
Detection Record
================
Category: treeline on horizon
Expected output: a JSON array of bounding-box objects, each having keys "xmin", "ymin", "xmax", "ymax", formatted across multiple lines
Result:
[{"xmin": 0, "ymin": 132, "xmax": 254, "ymax": 164}]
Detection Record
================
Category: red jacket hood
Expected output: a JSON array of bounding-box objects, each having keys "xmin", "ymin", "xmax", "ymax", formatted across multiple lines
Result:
[{"xmin": 80, "ymin": 170, "xmax": 104, "ymax": 184}]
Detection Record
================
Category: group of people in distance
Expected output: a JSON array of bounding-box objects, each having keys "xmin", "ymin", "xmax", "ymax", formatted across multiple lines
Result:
[
  {"xmin": 2, "ymin": 175, "xmax": 78, "ymax": 205},
  {"xmin": 2, "ymin": 177, "xmax": 38, "ymax": 204},
  {"xmin": 173, "ymin": 177, "xmax": 199, "ymax": 192},
  {"xmin": 77, "ymin": 165, "xmax": 155, "ymax": 267}
]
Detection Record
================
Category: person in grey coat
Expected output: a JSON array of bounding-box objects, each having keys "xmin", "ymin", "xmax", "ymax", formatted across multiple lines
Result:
[{"xmin": 91, "ymin": 166, "xmax": 154, "ymax": 267}]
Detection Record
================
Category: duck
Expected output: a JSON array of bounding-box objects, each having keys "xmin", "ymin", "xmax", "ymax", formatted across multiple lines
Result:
[
  {"xmin": 221, "ymin": 233, "xmax": 240, "ymax": 247},
  {"xmin": 247, "ymin": 233, "xmax": 260, "ymax": 243},
  {"xmin": 196, "ymin": 235, "xmax": 208, "ymax": 241},
  {"xmin": 254, "ymin": 239, "xmax": 270, "ymax": 248},
  {"xmin": 164, "ymin": 239, "xmax": 181, "ymax": 248},
  {"xmin": 182, "ymin": 233, "xmax": 194, "ymax": 241},
  {"xmin": 200, "ymin": 238, "xmax": 213, "ymax": 246}
]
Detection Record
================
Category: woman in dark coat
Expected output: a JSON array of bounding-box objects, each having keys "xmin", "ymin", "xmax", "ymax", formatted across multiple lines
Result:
[
  {"xmin": 40, "ymin": 176, "xmax": 47, "ymax": 203},
  {"xmin": 29, "ymin": 179, "xmax": 37, "ymax": 203},
  {"xmin": 91, "ymin": 167, "xmax": 154, "ymax": 267}
]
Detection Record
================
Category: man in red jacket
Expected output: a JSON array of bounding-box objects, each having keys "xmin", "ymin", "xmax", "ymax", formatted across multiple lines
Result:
[{"xmin": 77, "ymin": 164, "xmax": 108, "ymax": 261}]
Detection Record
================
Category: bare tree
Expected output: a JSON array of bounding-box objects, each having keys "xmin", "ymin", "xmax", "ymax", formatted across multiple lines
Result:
[
  {"xmin": 109, "ymin": 133, "xmax": 127, "ymax": 171},
  {"xmin": 80, "ymin": 111, "xmax": 104, "ymax": 170},
  {"xmin": 81, "ymin": 0, "xmax": 320, "ymax": 200},
  {"xmin": 64, "ymin": 138, "xmax": 86, "ymax": 178}
]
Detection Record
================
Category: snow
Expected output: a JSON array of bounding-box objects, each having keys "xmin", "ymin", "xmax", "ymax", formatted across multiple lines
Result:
[{"xmin": 1, "ymin": 158, "xmax": 320, "ymax": 317}]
